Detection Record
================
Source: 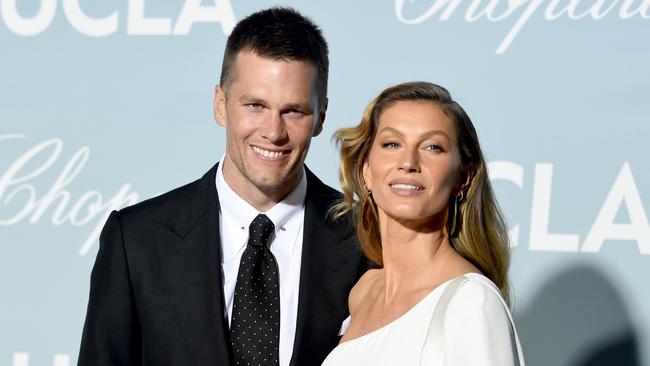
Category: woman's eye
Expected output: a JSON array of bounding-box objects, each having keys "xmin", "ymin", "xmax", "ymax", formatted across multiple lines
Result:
[
  {"xmin": 382, "ymin": 142, "xmax": 399, "ymax": 149},
  {"xmin": 425, "ymin": 144, "xmax": 442, "ymax": 152}
]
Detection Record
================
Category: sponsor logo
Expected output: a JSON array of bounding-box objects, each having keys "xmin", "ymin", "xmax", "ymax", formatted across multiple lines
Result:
[{"xmin": 395, "ymin": 0, "xmax": 650, "ymax": 53}]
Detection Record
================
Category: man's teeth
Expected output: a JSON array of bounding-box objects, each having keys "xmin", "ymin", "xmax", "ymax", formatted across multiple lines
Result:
[
  {"xmin": 391, "ymin": 184, "xmax": 422, "ymax": 190},
  {"xmin": 253, "ymin": 146, "xmax": 283, "ymax": 158}
]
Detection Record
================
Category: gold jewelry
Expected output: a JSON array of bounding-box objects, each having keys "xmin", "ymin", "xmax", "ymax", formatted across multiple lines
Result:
[
  {"xmin": 449, "ymin": 191, "xmax": 464, "ymax": 237},
  {"xmin": 361, "ymin": 191, "xmax": 375, "ymax": 230}
]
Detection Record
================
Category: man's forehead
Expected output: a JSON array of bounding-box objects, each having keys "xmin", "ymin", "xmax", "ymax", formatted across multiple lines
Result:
[
  {"xmin": 231, "ymin": 50, "xmax": 317, "ymax": 74},
  {"xmin": 236, "ymin": 47, "xmax": 315, "ymax": 64},
  {"xmin": 226, "ymin": 52, "xmax": 319, "ymax": 96}
]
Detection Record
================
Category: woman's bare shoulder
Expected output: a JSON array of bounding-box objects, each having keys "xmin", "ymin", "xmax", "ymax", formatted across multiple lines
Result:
[{"xmin": 348, "ymin": 268, "xmax": 382, "ymax": 315}]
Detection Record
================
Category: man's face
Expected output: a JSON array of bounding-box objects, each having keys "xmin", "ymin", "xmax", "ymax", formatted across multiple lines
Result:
[{"xmin": 215, "ymin": 50, "xmax": 325, "ymax": 206}]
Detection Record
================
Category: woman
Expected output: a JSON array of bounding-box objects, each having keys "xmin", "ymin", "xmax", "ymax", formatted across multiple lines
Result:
[{"xmin": 322, "ymin": 82, "xmax": 525, "ymax": 365}]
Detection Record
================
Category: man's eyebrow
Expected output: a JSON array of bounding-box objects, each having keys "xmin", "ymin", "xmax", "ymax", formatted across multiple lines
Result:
[
  {"xmin": 283, "ymin": 103, "xmax": 314, "ymax": 113},
  {"xmin": 378, "ymin": 126, "xmax": 452, "ymax": 143},
  {"xmin": 238, "ymin": 94, "xmax": 265, "ymax": 104}
]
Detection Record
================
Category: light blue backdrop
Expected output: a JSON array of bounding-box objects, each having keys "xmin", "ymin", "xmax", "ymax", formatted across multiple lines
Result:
[{"xmin": 1, "ymin": 1, "xmax": 649, "ymax": 365}]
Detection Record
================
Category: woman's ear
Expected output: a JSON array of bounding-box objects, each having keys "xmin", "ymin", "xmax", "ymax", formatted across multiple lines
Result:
[
  {"xmin": 362, "ymin": 160, "xmax": 372, "ymax": 193},
  {"xmin": 458, "ymin": 164, "xmax": 474, "ymax": 194}
]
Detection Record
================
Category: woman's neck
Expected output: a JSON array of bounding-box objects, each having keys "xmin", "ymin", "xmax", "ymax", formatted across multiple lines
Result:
[{"xmin": 378, "ymin": 215, "xmax": 455, "ymax": 302}]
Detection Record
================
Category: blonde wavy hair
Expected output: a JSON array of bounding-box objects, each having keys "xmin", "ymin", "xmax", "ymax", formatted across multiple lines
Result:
[{"xmin": 332, "ymin": 82, "xmax": 511, "ymax": 302}]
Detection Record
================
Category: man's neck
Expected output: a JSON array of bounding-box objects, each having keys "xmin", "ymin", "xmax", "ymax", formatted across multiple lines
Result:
[{"xmin": 221, "ymin": 159, "xmax": 302, "ymax": 212}]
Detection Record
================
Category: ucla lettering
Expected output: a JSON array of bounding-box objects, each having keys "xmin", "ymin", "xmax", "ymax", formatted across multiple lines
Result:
[{"xmin": 0, "ymin": 0, "xmax": 236, "ymax": 37}]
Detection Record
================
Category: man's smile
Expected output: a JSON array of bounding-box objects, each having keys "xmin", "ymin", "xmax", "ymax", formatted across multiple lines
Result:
[{"xmin": 252, "ymin": 145, "xmax": 290, "ymax": 160}]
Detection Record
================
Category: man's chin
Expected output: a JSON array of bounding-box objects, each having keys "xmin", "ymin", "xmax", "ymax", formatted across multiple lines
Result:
[
  {"xmin": 250, "ymin": 176, "xmax": 287, "ymax": 192},
  {"xmin": 249, "ymin": 172, "xmax": 300, "ymax": 196}
]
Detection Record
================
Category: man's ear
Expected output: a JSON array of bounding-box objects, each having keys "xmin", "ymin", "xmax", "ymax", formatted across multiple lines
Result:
[
  {"xmin": 214, "ymin": 85, "xmax": 227, "ymax": 127},
  {"xmin": 312, "ymin": 97, "xmax": 328, "ymax": 137}
]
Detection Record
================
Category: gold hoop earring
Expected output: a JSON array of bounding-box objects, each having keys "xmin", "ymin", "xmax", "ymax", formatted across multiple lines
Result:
[
  {"xmin": 361, "ymin": 192, "xmax": 375, "ymax": 230},
  {"xmin": 449, "ymin": 191, "xmax": 464, "ymax": 237}
]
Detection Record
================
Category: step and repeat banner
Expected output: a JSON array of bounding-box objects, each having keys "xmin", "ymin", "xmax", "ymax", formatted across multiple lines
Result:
[{"xmin": 1, "ymin": 1, "xmax": 648, "ymax": 365}]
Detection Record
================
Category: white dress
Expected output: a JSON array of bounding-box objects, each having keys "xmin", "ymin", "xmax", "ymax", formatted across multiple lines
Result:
[{"xmin": 321, "ymin": 273, "xmax": 525, "ymax": 366}]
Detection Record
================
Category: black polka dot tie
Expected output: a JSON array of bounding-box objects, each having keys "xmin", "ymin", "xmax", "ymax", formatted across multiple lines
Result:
[{"xmin": 231, "ymin": 214, "xmax": 280, "ymax": 366}]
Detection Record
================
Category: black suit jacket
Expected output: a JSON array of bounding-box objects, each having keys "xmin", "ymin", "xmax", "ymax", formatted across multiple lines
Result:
[{"xmin": 78, "ymin": 164, "xmax": 365, "ymax": 366}]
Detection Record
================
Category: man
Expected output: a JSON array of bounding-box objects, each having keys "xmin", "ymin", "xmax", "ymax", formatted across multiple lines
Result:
[{"xmin": 78, "ymin": 7, "xmax": 365, "ymax": 366}]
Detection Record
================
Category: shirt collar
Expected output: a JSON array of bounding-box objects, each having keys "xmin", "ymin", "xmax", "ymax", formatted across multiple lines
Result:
[{"xmin": 215, "ymin": 155, "xmax": 307, "ymax": 252}]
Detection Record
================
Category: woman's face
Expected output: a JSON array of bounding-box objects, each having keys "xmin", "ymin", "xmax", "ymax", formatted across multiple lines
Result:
[{"xmin": 363, "ymin": 100, "xmax": 463, "ymax": 227}]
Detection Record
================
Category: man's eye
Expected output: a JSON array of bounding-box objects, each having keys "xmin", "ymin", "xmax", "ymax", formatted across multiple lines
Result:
[
  {"xmin": 246, "ymin": 103, "xmax": 263, "ymax": 111},
  {"xmin": 382, "ymin": 142, "xmax": 399, "ymax": 149},
  {"xmin": 286, "ymin": 109, "xmax": 305, "ymax": 117}
]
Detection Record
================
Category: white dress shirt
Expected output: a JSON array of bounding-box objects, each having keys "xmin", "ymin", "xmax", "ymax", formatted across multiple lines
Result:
[{"xmin": 216, "ymin": 157, "xmax": 306, "ymax": 366}]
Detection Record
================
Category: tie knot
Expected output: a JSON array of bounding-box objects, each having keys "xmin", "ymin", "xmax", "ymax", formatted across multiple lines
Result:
[{"xmin": 248, "ymin": 214, "xmax": 275, "ymax": 248}]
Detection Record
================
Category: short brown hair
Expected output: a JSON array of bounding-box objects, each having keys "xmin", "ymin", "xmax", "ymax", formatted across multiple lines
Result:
[{"xmin": 219, "ymin": 7, "xmax": 329, "ymax": 104}]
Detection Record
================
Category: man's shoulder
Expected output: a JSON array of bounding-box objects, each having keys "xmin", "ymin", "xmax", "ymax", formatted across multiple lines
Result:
[
  {"xmin": 304, "ymin": 167, "xmax": 356, "ymax": 233},
  {"xmin": 117, "ymin": 165, "xmax": 218, "ymax": 224},
  {"xmin": 304, "ymin": 167, "xmax": 343, "ymax": 203},
  {"xmin": 304, "ymin": 168, "xmax": 347, "ymax": 216}
]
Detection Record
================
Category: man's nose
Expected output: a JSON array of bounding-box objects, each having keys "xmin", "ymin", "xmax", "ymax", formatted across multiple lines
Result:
[{"xmin": 260, "ymin": 112, "xmax": 289, "ymax": 143}]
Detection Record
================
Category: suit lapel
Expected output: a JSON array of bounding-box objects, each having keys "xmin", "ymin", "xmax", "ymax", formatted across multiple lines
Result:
[
  {"xmin": 290, "ymin": 169, "xmax": 362, "ymax": 366},
  {"xmin": 153, "ymin": 164, "xmax": 233, "ymax": 365},
  {"xmin": 149, "ymin": 164, "xmax": 359, "ymax": 365}
]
